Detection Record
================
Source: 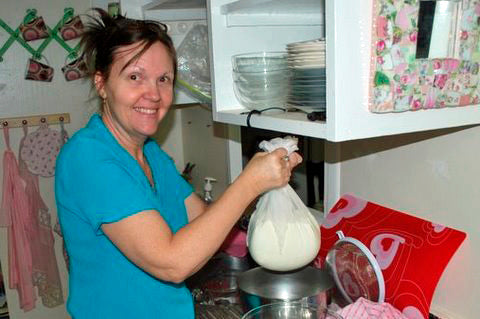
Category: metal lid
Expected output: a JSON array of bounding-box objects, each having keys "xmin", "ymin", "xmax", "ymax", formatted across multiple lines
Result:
[
  {"xmin": 237, "ymin": 266, "xmax": 334, "ymax": 300},
  {"xmin": 326, "ymin": 231, "xmax": 385, "ymax": 304}
]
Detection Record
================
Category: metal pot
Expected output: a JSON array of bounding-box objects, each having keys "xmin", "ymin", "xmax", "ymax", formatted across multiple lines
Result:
[
  {"xmin": 211, "ymin": 252, "xmax": 256, "ymax": 273},
  {"xmin": 237, "ymin": 266, "xmax": 335, "ymax": 313},
  {"xmin": 188, "ymin": 252, "xmax": 256, "ymax": 305}
]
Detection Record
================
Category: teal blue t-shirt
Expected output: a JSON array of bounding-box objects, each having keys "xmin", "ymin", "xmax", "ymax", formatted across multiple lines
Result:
[{"xmin": 55, "ymin": 114, "xmax": 194, "ymax": 319}]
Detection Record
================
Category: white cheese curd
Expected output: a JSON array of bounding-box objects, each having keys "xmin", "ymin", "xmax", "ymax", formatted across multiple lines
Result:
[{"xmin": 248, "ymin": 219, "xmax": 320, "ymax": 271}]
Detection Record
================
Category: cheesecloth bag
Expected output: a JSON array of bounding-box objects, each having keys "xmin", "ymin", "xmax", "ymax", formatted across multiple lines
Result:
[{"xmin": 247, "ymin": 137, "xmax": 320, "ymax": 271}]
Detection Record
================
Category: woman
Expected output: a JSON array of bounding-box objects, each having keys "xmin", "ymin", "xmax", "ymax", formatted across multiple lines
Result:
[{"xmin": 55, "ymin": 9, "xmax": 302, "ymax": 319}]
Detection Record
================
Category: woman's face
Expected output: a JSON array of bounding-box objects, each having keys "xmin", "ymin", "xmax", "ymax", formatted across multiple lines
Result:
[{"xmin": 95, "ymin": 41, "xmax": 175, "ymax": 143}]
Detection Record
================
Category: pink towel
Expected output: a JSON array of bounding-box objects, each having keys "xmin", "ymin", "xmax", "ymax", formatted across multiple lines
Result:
[
  {"xmin": 337, "ymin": 297, "xmax": 409, "ymax": 319},
  {"xmin": 1, "ymin": 127, "xmax": 36, "ymax": 311},
  {"xmin": 18, "ymin": 126, "xmax": 63, "ymax": 308},
  {"xmin": 0, "ymin": 127, "xmax": 64, "ymax": 311}
]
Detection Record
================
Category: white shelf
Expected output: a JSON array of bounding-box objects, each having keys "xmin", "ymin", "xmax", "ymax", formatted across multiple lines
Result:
[
  {"xmin": 143, "ymin": 0, "xmax": 206, "ymax": 21},
  {"xmin": 221, "ymin": 0, "xmax": 321, "ymax": 15},
  {"xmin": 214, "ymin": 109, "xmax": 327, "ymax": 138},
  {"xmin": 220, "ymin": 0, "xmax": 323, "ymax": 27},
  {"xmin": 144, "ymin": 0, "xmax": 205, "ymax": 10},
  {"xmin": 208, "ymin": 0, "xmax": 325, "ymax": 137},
  {"xmin": 209, "ymin": 0, "xmax": 480, "ymax": 142}
]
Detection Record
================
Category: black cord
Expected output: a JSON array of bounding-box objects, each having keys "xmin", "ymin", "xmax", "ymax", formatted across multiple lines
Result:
[
  {"xmin": 242, "ymin": 107, "xmax": 286, "ymax": 127},
  {"xmin": 245, "ymin": 110, "xmax": 261, "ymax": 127}
]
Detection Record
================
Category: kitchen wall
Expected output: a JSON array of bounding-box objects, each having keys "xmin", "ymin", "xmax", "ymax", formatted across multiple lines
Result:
[
  {"xmin": 338, "ymin": 125, "xmax": 480, "ymax": 319},
  {"xmin": 2, "ymin": 2, "xmax": 477, "ymax": 319},
  {"xmin": 175, "ymin": 104, "xmax": 229, "ymax": 200},
  {"xmin": 0, "ymin": 2, "xmax": 228, "ymax": 318},
  {"xmin": 0, "ymin": 0, "xmax": 92, "ymax": 318}
]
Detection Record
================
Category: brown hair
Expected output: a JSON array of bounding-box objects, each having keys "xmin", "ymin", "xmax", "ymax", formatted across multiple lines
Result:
[{"xmin": 80, "ymin": 8, "xmax": 177, "ymax": 83}]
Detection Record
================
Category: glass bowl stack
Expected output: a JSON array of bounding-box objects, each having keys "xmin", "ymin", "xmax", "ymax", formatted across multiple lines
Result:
[
  {"xmin": 241, "ymin": 302, "xmax": 343, "ymax": 319},
  {"xmin": 232, "ymin": 52, "xmax": 290, "ymax": 111}
]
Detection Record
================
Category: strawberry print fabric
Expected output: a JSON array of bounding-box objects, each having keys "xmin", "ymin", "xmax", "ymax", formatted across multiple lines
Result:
[
  {"xmin": 316, "ymin": 194, "xmax": 466, "ymax": 319},
  {"xmin": 20, "ymin": 125, "xmax": 64, "ymax": 177},
  {"xmin": 337, "ymin": 297, "xmax": 408, "ymax": 319}
]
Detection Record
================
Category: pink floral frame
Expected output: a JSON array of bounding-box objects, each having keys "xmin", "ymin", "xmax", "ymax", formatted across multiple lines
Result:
[{"xmin": 370, "ymin": 0, "xmax": 480, "ymax": 113}]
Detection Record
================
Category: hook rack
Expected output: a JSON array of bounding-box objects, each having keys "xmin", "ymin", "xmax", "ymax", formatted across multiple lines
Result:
[
  {"xmin": 0, "ymin": 8, "xmax": 80, "ymax": 63},
  {"xmin": 0, "ymin": 113, "xmax": 70, "ymax": 129}
]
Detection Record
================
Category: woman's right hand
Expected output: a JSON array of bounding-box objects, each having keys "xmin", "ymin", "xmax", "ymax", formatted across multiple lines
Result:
[{"xmin": 240, "ymin": 148, "xmax": 302, "ymax": 196}]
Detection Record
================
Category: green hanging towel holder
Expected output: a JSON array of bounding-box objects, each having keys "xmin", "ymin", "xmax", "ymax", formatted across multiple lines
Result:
[
  {"xmin": 0, "ymin": 8, "xmax": 81, "ymax": 63},
  {"xmin": 0, "ymin": 10, "xmax": 39, "ymax": 61}
]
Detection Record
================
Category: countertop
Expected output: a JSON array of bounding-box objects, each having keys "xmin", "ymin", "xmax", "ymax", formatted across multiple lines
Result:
[{"xmin": 195, "ymin": 304, "xmax": 243, "ymax": 319}]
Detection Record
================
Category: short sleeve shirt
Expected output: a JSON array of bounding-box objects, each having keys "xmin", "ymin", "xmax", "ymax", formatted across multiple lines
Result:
[{"xmin": 55, "ymin": 114, "xmax": 194, "ymax": 319}]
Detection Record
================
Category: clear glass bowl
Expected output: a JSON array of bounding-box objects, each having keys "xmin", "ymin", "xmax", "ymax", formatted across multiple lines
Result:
[
  {"xmin": 233, "ymin": 80, "xmax": 288, "ymax": 110},
  {"xmin": 233, "ymin": 69, "xmax": 291, "ymax": 84},
  {"xmin": 232, "ymin": 52, "xmax": 288, "ymax": 73},
  {"xmin": 241, "ymin": 302, "xmax": 344, "ymax": 319},
  {"xmin": 232, "ymin": 68, "xmax": 290, "ymax": 110},
  {"xmin": 235, "ymin": 81, "xmax": 288, "ymax": 97}
]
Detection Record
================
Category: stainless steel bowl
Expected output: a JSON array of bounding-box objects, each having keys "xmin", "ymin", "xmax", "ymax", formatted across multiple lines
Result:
[
  {"xmin": 237, "ymin": 266, "xmax": 335, "ymax": 312},
  {"xmin": 211, "ymin": 252, "xmax": 255, "ymax": 272}
]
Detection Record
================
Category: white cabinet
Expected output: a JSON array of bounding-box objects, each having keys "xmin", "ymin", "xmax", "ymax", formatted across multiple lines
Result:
[
  {"xmin": 142, "ymin": 0, "xmax": 206, "ymax": 20},
  {"xmin": 131, "ymin": 0, "xmax": 480, "ymax": 211},
  {"xmin": 207, "ymin": 0, "xmax": 480, "ymax": 142}
]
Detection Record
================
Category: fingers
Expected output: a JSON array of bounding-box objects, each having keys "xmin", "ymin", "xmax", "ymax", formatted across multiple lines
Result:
[
  {"xmin": 241, "ymin": 149, "xmax": 303, "ymax": 195},
  {"xmin": 270, "ymin": 149, "xmax": 303, "ymax": 168},
  {"xmin": 271, "ymin": 148, "xmax": 288, "ymax": 158},
  {"xmin": 288, "ymin": 152, "xmax": 303, "ymax": 167},
  {"xmin": 271, "ymin": 150, "xmax": 303, "ymax": 185}
]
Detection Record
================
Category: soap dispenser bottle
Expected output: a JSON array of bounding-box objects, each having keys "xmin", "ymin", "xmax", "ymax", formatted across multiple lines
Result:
[{"xmin": 203, "ymin": 177, "xmax": 217, "ymax": 204}]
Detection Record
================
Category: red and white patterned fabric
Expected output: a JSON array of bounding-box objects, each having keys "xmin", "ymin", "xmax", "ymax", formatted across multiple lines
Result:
[{"xmin": 316, "ymin": 194, "xmax": 466, "ymax": 319}]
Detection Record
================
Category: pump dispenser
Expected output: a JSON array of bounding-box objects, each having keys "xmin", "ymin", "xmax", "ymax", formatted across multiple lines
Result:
[{"xmin": 203, "ymin": 177, "xmax": 217, "ymax": 204}]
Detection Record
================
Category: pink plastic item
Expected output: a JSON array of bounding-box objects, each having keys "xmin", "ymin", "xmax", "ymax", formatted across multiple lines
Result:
[{"xmin": 221, "ymin": 227, "xmax": 248, "ymax": 257}]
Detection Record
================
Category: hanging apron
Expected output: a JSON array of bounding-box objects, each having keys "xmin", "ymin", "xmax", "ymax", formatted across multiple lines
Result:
[
  {"xmin": 0, "ymin": 127, "xmax": 36, "ymax": 311},
  {"xmin": 18, "ymin": 126, "xmax": 64, "ymax": 308}
]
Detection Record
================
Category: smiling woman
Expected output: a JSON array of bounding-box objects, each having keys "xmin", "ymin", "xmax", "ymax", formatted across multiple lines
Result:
[
  {"xmin": 54, "ymin": 8, "xmax": 302, "ymax": 319},
  {"xmin": 95, "ymin": 41, "xmax": 175, "ymax": 151}
]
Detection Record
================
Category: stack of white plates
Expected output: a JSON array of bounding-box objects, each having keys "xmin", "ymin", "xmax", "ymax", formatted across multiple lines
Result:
[
  {"xmin": 286, "ymin": 39, "xmax": 325, "ymax": 69},
  {"xmin": 286, "ymin": 39, "xmax": 326, "ymax": 113}
]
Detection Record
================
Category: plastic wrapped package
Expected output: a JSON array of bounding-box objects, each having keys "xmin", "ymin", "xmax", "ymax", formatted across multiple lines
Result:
[{"xmin": 176, "ymin": 24, "xmax": 212, "ymax": 103}]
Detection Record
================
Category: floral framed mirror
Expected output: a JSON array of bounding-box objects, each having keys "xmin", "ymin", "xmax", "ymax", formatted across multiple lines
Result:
[{"xmin": 370, "ymin": 0, "xmax": 480, "ymax": 113}]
